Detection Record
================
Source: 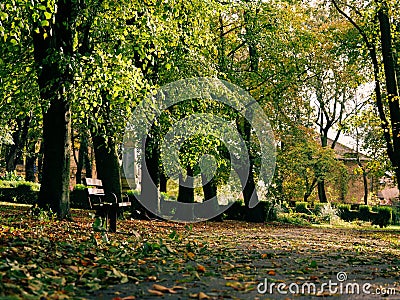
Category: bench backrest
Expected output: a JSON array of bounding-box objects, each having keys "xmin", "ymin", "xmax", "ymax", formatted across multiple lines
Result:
[
  {"xmin": 85, "ymin": 178, "xmax": 103, "ymax": 187},
  {"xmin": 85, "ymin": 178, "xmax": 105, "ymax": 195}
]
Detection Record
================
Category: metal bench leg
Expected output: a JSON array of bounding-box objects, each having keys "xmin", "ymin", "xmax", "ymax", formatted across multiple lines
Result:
[{"xmin": 109, "ymin": 207, "xmax": 117, "ymax": 232}]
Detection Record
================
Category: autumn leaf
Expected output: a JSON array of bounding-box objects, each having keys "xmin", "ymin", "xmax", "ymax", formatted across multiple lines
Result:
[
  {"xmin": 197, "ymin": 264, "xmax": 206, "ymax": 273},
  {"xmin": 148, "ymin": 289, "xmax": 164, "ymax": 296}
]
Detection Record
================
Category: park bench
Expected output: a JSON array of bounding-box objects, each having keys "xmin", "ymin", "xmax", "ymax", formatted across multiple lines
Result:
[{"xmin": 85, "ymin": 178, "xmax": 131, "ymax": 232}]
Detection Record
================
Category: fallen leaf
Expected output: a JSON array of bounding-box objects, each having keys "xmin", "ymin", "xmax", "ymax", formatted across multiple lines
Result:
[
  {"xmin": 197, "ymin": 264, "xmax": 206, "ymax": 273},
  {"xmin": 198, "ymin": 292, "xmax": 210, "ymax": 299},
  {"xmin": 268, "ymin": 270, "xmax": 276, "ymax": 276},
  {"xmin": 153, "ymin": 284, "xmax": 170, "ymax": 292},
  {"xmin": 148, "ymin": 289, "xmax": 164, "ymax": 296},
  {"xmin": 152, "ymin": 283, "xmax": 177, "ymax": 294}
]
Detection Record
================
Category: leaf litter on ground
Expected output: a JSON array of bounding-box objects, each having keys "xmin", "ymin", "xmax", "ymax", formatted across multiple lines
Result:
[{"xmin": 0, "ymin": 203, "xmax": 399, "ymax": 299}]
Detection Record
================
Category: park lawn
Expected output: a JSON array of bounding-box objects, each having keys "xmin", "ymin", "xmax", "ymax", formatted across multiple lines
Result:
[{"xmin": 0, "ymin": 202, "xmax": 399, "ymax": 299}]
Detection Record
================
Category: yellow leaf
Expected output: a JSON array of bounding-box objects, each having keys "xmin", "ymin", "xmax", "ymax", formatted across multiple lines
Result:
[
  {"xmin": 187, "ymin": 252, "xmax": 195, "ymax": 259},
  {"xmin": 152, "ymin": 284, "xmax": 169, "ymax": 292},
  {"xmin": 152, "ymin": 284, "xmax": 177, "ymax": 294},
  {"xmin": 148, "ymin": 289, "xmax": 163, "ymax": 296},
  {"xmin": 198, "ymin": 292, "xmax": 210, "ymax": 299}
]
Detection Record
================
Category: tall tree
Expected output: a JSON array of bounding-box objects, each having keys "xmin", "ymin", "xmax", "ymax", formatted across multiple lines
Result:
[
  {"xmin": 332, "ymin": 0, "xmax": 400, "ymax": 191},
  {"xmin": 32, "ymin": 0, "xmax": 80, "ymax": 218}
]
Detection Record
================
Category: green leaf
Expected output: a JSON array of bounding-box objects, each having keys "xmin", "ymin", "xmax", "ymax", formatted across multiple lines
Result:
[
  {"xmin": 44, "ymin": 12, "xmax": 52, "ymax": 20},
  {"xmin": 40, "ymin": 20, "xmax": 49, "ymax": 27}
]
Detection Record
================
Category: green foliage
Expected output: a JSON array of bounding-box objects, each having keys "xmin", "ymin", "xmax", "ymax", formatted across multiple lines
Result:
[
  {"xmin": 391, "ymin": 206, "xmax": 400, "ymax": 225},
  {"xmin": 29, "ymin": 204, "xmax": 57, "ymax": 222},
  {"xmin": 358, "ymin": 205, "xmax": 371, "ymax": 221},
  {"xmin": 70, "ymin": 185, "xmax": 89, "ymax": 209},
  {"xmin": 0, "ymin": 181, "xmax": 40, "ymax": 204},
  {"xmin": 337, "ymin": 204, "xmax": 357, "ymax": 222},
  {"xmin": 372, "ymin": 207, "xmax": 392, "ymax": 228},
  {"xmin": 295, "ymin": 202, "xmax": 311, "ymax": 214},
  {"xmin": 223, "ymin": 200, "xmax": 245, "ymax": 221},
  {"xmin": 0, "ymin": 171, "xmax": 23, "ymax": 181}
]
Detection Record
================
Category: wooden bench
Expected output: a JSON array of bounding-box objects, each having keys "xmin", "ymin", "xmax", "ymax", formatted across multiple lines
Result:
[{"xmin": 85, "ymin": 178, "xmax": 131, "ymax": 232}]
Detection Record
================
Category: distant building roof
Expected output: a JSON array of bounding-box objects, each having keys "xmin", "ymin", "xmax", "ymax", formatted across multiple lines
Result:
[
  {"xmin": 327, "ymin": 138, "xmax": 370, "ymax": 161},
  {"xmin": 377, "ymin": 187, "xmax": 399, "ymax": 201}
]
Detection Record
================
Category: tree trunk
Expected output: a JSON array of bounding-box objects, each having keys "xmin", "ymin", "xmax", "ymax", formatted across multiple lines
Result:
[
  {"xmin": 304, "ymin": 192, "xmax": 311, "ymax": 202},
  {"xmin": 25, "ymin": 141, "xmax": 37, "ymax": 182},
  {"xmin": 25, "ymin": 155, "xmax": 36, "ymax": 182},
  {"xmin": 5, "ymin": 116, "xmax": 30, "ymax": 172},
  {"xmin": 317, "ymin": 181, "xmax": 328, "ymax": 203},
  {"xmin": 378, "ymin": 8, "xmax": 400, "ymax": 191},
  {"xmin": 33, "ymin": 0, "xmax": 78, "ymax": 219},
  {"xmin": 76, "ymin": 134, "xmax": 89, "ymax": 184},
  {"xmin": 362, "ymin": 171, "xmax": 368, "ymax": 205},
  {"xmin": 236, "ymin": 117, "xmax": 263, "ymax": 222},
  {"xmin": 202, "ymin": 174, "xmax": 223, "ymax": 221},
  {"xmin": 37, "ymin": 142, "xmax": 44, "ymax": 183},
  {"xmin": 37, "ymin": 100, "xmax": 71, "ymax": 218},
  {"xmin": 91, "ymin": 134, "xmax": 122, "ymax": 203},
  {"xmin": 178, "ymin": 165, "xmax": 194, "ymax": 203},
  {"xmin": 318, "ymin": 130, "xmax": 328, "ymax": 203},
  {"xmin": 202, "ymin": 174, "xmax": 217, "ymax": 201},
  {"xmin": 160, "ymin": 171, "xmax": 167, "ymax": 193},
  {"xmin": 140, "ymin": 133, "xmax": 160, "ymax": 215}
]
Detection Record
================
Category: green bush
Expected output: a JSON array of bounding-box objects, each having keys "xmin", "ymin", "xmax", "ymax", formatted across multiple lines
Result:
[
  {"xmin": 337, "ymin": 204, "xmax": 358, "ymax": 222},
  {"xmin": 0, "ymin": 180, "xmax": 20, "ymax": 188},
  {"xmin": 295, "ymin": 202, "xmax": 311, "ymax": 214},
  {"xmin": 372, "ymin": 206, "xmax": 392, "ymax": 228},
  {"xmin": 391, "ymin": 206, "xmax": 400, "ymax": 225},
  {"xmin": 223, "ymin": 200, "xmax": 245, "ymax": 220},
  {"xmin": 0, "ymin": 171, "xmax": 24, "ymax": 181},
  {"xmin": 0, "ymin": 181, "xmax": 40, "ymax": 204},
  {"xmin": 358, "ymin": 205, "xmax": 371, "ymax": 221},
  {"xmin": 70, "ymin": 184, "xmax": 89, "ymax": 209}
]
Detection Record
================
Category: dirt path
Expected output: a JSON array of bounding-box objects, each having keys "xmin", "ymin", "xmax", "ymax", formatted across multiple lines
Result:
[{"xmin": 91, "ymin": 221, "xmax": 400, "ymax": 299}]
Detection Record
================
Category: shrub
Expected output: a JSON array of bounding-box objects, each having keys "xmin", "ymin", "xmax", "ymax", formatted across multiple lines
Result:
[
  {"xmin": 0, "ymin": 181, "xmax": 40, "ymax": 205},
  {"xmin": 223, "ymin": 200, "xmax": 245, "ymax": 220},
  {"xmin": 0, "ymin": 171, "xmax": 24, "ymax": 181},
  {"xmin": 70, "ymin": 184, "xmax": 89, "ymax": 209},
  {"xmin": 392, "ymin": 206, "xmax": 400, "ymax": 225},
  {"xmin": 372, "ymin": 206, "xmax": 392, "ymax": 228},
  {"xmin": 337, "ymin": 204, "xmax": 357, "ymax": 222},
  {"xmin": 358, "ymin": 205, "xmax": 371, "ymax": 221},
  {"xmin": 295, "ymin": 202, "xmax": 311, "ymax": 214}
]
